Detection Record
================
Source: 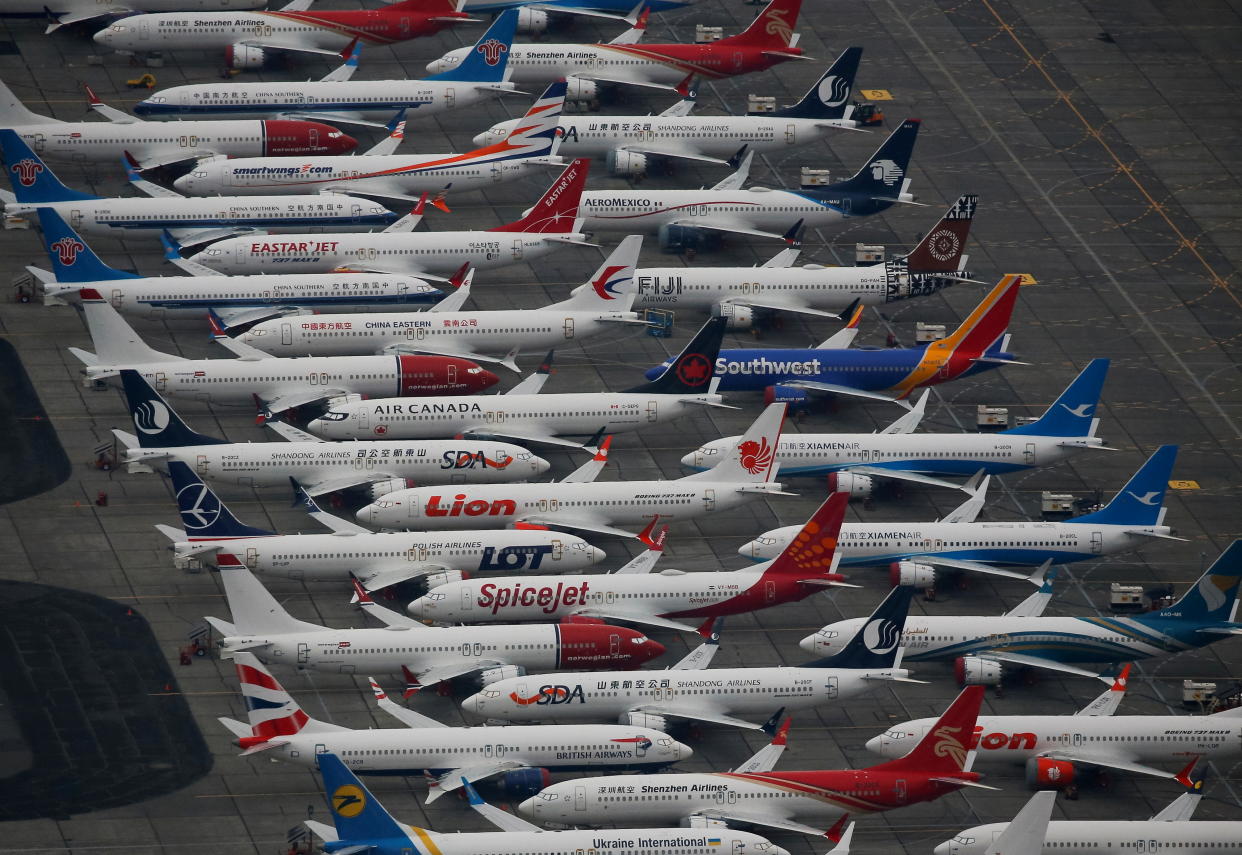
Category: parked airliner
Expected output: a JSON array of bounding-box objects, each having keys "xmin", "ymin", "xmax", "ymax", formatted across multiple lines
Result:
[
  {"xmin": 2, "ymin": 0, "xmax": 262, "ymax": 32},
  {"xmin": 221, "ymin": 653, "xmax": 688, "ymax": 803}
]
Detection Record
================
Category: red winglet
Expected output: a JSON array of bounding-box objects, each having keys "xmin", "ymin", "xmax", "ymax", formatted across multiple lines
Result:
[
  {"xmin": 79, "ymin": 287, "xmax": 104, "ymax": 302},
  {"xmin": 772, "ymin": 717, "xmax": 792, "ymax": 746},
  {"xmin": 634, "ymin": 6, "xmax": 650, "ymax": 30},
  {"xmin": 84, "ymin": 84, "xmax": 101, "ymax": 106},
  {"xmin": 636, "ymin": 515, "xmax": 661, "ymax": 547},
  {"xmin": 826, "ymin": 814, "xmax": 850, "ymax": 843},
  {"xmin": 339, "ymin": 36, "xmax": 360, "ymax": 63},
  {"xmin": 216, "ymin": 552, "xmax": 244, "ymax": 568},
  {"xmin": 350, "ymin": 576, "xmax": 373, "ymax": 605},
  {"xmin": 401, "ymin": 665, "xmax": 421, "ymax": 698},
  {"xmin": 412, "ymin": 191, "xmax": 429, "ymax": 215},
  {"xmin": 431, "ymin": 192, "xmax": 451, "ymax": 213},
  {"xmin": 448, "ymin": 262, "xmax": 471, "ymax": 289},
  {"xmin": 1111, "ymin": 662, "xmax": 1131, "ymax": 692},
  {"xmin": 674, "ymin": 70, "xmax": 694, "ymax": 97},
  {"xmin": 1174, "ymin": 755, "xmax": 1201, "ymax": 789},
  {"xmin": 251, "ymin": 393, "xmax": 267, "ymax": 426},
  {"xmin": 591, "ymin": 435, "xmax": 613, "ymax": 463},
  {"xmin": 514, "ymin": 522, "xmax": 550, "ymax": 530},
  {"xmin": 207, "ymin": 312, "xmax": 228, "ymax": 338},
  {"xmin": 696, "ymin": 616, "xmax": 717, "ymax": 640}
]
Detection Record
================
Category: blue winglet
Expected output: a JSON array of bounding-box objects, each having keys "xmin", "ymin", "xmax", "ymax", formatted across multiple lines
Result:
[
  {"xmin": 290, "ymin": 477, "xmax": 322, "ymax": 513},
  {"xmin": 461, "ymin": 777, "xmax": 485, "ymax": 806}
]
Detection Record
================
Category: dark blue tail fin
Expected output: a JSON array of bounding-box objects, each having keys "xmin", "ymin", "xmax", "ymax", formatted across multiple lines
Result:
[
  {"xmin": 119, "ymin": 369, "xmax": 228, "ymax": 449},
  {"xmin": 315, "ymin": 752, "xmax": 412, "ymax": 845},
  {"xmin": 805, "ymin": 585, "xmax": 915, "ymax": 669},
  {"xmin": 1140, "ymin": 540, "xmax": 1242, "ymax": 626},
  {"xmin": 35, "ymin": 208, "xmax": 137, "ymax": 283},
  {"xmin": 763, "ymin": 47, "xmax": 861, "ymax": 120},
  {"xmin": 1071, "ymin": 444, "xmax": 1178, "ymax": 527},
  {"xmin": 830, "ymin": 118, "xmax": 919, "ymax": 199},
  {"xmin": 167, "ymin": 461, "xmax": 274, "ymax": 540},
  {"xmin": 626, "ymin": 316, "xmax": 725, "ymax": 394},
  {"xmin": 427, "ymin": 8, "xmax": 517, "ymax": 83},
  {"xmin": 0, "ymin": 129, "xmax": 96, "ymax": 203},
  {"xmin": 1005, "ymin": 358, "xmax": 1109, "ymax": 437}
]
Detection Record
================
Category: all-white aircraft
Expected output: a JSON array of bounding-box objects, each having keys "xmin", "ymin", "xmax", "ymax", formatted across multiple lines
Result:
[
  {"xmin": 410, "ymin": 493, "xmax": 853, "ymax": 632},
  {"xmin": 132, "ymin": 11, "xmax": 522, "ymax": 128},
  {"xmin": 940, "ymin": 792, "xmax": 1241, "ymax": 855},
  {"xmin": 221, "ymin": 652, "xmax": 689, "ymax": 803},
  {"xmin": 804, "ymin": 538, "xmax": 1242, "ymax": 685},
  {"xmin": 307, "ymin": 753, "xmax": 793, "ymax": 855},
  {"xmin": 475, "ymin": 49, "xmax": 866, "ymax": 177},
  {"xmin": 573, "ymin": 120, "xmax": 920, "ymax": 245},
  {"xmin": 0, "ymin": 79, "xmax": 354, "ymax": 168},
  {"xmin": 354, "ymin": 403, "xmax": 789, "ymax": 538},
  {"xmin": 76, "ymin": 298, "xmax": 496, "ymax": 417},
  {"xmin": 688, "ymin": 357, "xmax": 1106, "ymax": 496},
  {"xmin": 742, "ymin": 445, "xmax": 1182, "ymax": 586},
  {"xmin": 307, "ymin": 316, "xmax": 729, "ymax": 450},
  {"xmin": 946, "ymin": 790, "xmax": 1054, "ymax": 855},
  {"xmin": 622, "ymin": 194, "xmax": 977, "ymax": 328},
  {"xmin": 465, "ymin": 583, "xmax": 916, "ymax": 731},
  {"xmin": 173, "ymin": 80, "xmax": 567, "ymax": 202},
  {"xmin": 190, "ymin": 157, "xmax": 593, "ymax": 278},
  {"xmin": 0, "ymin": 132, "xmax": 396, "ymax": 244},
  {"xmin": 234, "ymin": 236, "xmax": 645, "ymax": 371},
  {"xmin": 2, "ymin": 0, "xmax": 263, "ymax": 32},
  {"xmin": 159, "ymin": 461, "xmax": 600, "ymax": 591},
  {"xmin": 870, "ymin": 665, "xmax": 1224, "ymax": 789},
  {"xmin": 209, "ymin": 553, "xmax": 664, "ymax": 687}
]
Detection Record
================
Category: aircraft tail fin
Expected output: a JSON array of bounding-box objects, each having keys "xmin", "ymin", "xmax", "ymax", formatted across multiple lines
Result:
[
  {"xmin": 426, "ymin": 8, "xmax": 516, "ymax": 83},
  {"xmin": 79, "ymin": 289, "xmax": 181, "ymax": 365},
  {"xmin": 35, "ymin": 208, "xmax": 138, "ymax": 283},
  {"xmin": 0, "ymin": 80, "xmax": 51, "ymax": 126},
  {"xmin": 683, "ymin": 402, "xmax": 784, "ymax": 484},
  {"xmin": 488, "ymin": 79, "xmax": 565, "ymax": 161},
  {"xmin": 216, "ymin": 552, "xmax": 324, "ymax": 635},
  {"xmin": 1071, "ymin": 444, "xmax": 1177, "ymax": 527},
  {"xmin": 167, "ymin": 461, "xmax": 274, "ymax": 539},
  {"xmin": 764, "ymin": 47, "xmax": 861, "ymax": 120},
  {"xmin": 119, "ymin": 371, "xmax": 226, "ymax": 449},
  {"xmin": 723, "ymin": 0, "xmax": 802, "ymax": 49},
  {"xmin": 314, "ymin": 752, "xmax": 411, "ymax": 843},
  {"xmin": 871, "ymin": 686, "xmax": 985, "ymax": 774},
  {"xmin": 550, "ymin": 234, "xmax": 641, "ymax": 310},
  {"xmin": 764, "ymin": 492, "xmax": 848, "ymax": 578},
  {"xmin": 984, "ymin": 791, "xmax": 1056, "ymax": 855},
  {"xmin": 489, "ymin": 158, "xmax": 589, "ymax": 234},
  {"xmin": 1005, "ymin": 359, "xmax": 1109, "ymax": 438},
  {"xmin": 901, "ymin": 194, "xmax": 977, "ymax": 273},
  {"xmin": 1141, "ymin": 540, "xmax": 1242, "ymax": 626},
  {"xmin": 932, "ymin": 273, "xmax": 1022, "ymax": 359},
  {"xmin": 0, "ymin": 129, "xmax": 95, "ymax": 203},
  {"xmin": 230, "ymin": 652, "xmax": 329, "ymax": 744},
  {"xmin": 830, "ymin": 118, "xmax": 919, "ymax": 199},
  {"xmin": 804, "ymin": 585, "xmax": 915, "ymax": 669},
  {"xmin": 625, "ymin": 316, "xmax": 726, "ymax": 394}
]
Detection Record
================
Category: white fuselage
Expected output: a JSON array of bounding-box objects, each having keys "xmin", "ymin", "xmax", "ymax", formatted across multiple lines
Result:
[
  {"xmin": 135, "ymin": 79, "xmax": 514, "ymax": 121},
  {"xmin": 176, "ymin": 529, "xmax": 600, "ymax": 580},
  {"xmin": 192, "ymin": 230, "xmax": 587, "ymax": 277},
  {"xmin": 3, "ymin": 0, "xmax": 263, "ymax": 16},
  {"xmin": 688, "ymin": 432, "xmax": 1103, "ymax": 478},
  {"xmin": 428, "ymin": 44, "xmax": 688, "ymax": 87},
  {"xmin": 577, "ymin": 188, "xmax": 845, "ymax": 235},
  {"xmin": 44, "ymin": 272, "xmax": 440, "ymax": 318},
  {"xmin": 463, "ymin": 664, "xmax": 901, "ymax": 725},
  {"xmin": 129, "ymin": 439, "xmax": 547, "ymax": 489},
  {"xmin": 95, "ymin": 12, "xmax": 356, "ymax": 54},
  {"xmin": 409, "ymin": 828, "xmax": 787, "ymax": 855},
  {"xmin": 630, "ymin": 262, "xmax": 890, "ymax": 312},
  {"xmin": 307, "ymin": 391, "xmax": 721, "ymax": 441},
  {"xmin": 939, "ymin": 820, "xmax": 1242, "ymax": 855},
  {"xmin": 356, "ymin": 477, "xmax": 776, "ymax": 531},
  {"xmin": 5, "ymin": 195, "xmax": 394, "ymax": 239},
  {"xmin": 238, "ymin": 307, "xmax": 641, "ymax": 358},
  {"xmin": 263, "ymin": 724, "xmax": 687, "ymax": 775},
  {"xmin": 742, "ymin": 519, "xmax": 1169, "ymax": 567},
  {"xmin": 868, "ymin": 712, "xmax": 1242, "ymax": 768}
]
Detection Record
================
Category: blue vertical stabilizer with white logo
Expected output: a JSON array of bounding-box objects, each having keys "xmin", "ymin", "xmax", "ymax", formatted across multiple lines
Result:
[
  {"xmin": 762, "ymin": 47, "xmax": 862, "ymax": 121},
  {"xmin": 1004, "ymin": 358, "xmax": 1108, "ymax": 437},
  {"xmin": 119, "ymin": 369, "xmax": 227, "ymax": 449},
  {"xmin": 1069, "ymin": 444, "xmax": 1177, "ymax": 527},
  {"xmin": 167, "ymin": 460, "xmax": 274, "ymax": 540}
]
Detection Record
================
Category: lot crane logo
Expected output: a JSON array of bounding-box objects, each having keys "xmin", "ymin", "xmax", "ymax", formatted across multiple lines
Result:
[
  {"xmin": 817, "ymin": 74, "xmax": 850, "ymax": 107},
  {"xmin": 477, "ymin": 37, "xmax": 508, "ymax": 66},
  {"xmin": 133, "ymin": 398, "xmax": 172, "ymax": 435},
  {"xmin": 868, "ymin": 158, "xmax": 903, "ymax": 187},
  {"xmin": 51, "ymin": 236, "xmax": 85, "ymax": 266},
  {"xmin": 926, "ymin": 228, "xmax": 960, "ymax": 263},
  {"xmin": 931, "ymin": 725, "xmax": 969, "ymax": 768},
  {"xmin": 590, "ymin": 264, "xmax": 630, "ymax": 300},
  {"xmin": 331, "ymin": 784, "xmax": 367, "ymax": 819},
  {"xmin": 861, "ymin": 616, "xmax": 901, "ymax": 655},
  {"xmin": 10, "ymin": 157, "xmax": 43, "ymax": 186},
  {"xmin": 175, "ymin": 482, "xmax": 223, "ymax": 531},
  {"xmin": 675, "ymin": 353, "xmax": 711, "ymax": 387},
  {"xmin": 737, "ymin": 436, "xmax": 774, "ymax": 476},
  {"xmin": 763, "ymin": 6, "xmax": 794, "ymax": 44}
]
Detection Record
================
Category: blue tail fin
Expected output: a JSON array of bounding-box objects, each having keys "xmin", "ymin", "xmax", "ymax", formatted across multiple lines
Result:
[
  {"xmin": 426, "ymin": 8, "xmax": 516, "ymax": 83},
  {"xmin": 764, "ymin": 47, "xmax": 861, "ymax": 120},
  {"xmin": 626, "ymin": 316, "xmax": 726, "ymax": 394},
  {"xmin": 1141, "ymin": 541, "xmax": 1242, "ymax": 626},
  {"xmin": 830, "ymin": 118, "xmax": 919, "ymax": 198},
  {"xmin": 315, "ymin": 752, "xmax": 412, "ymax": 845},
  {"xmin": 167, "ymin": 461, "xmax": 274, "ymax": 539},
  {"xmin": 1071, "ymin": 444, "xmax": 1178, "ymax": 527},
  {"xmin": 119, "ymin": 370, "xmax": 228, "ymax": 449},
  {"xmin": 35, "ymin": 208, "xmax": 137, "ymax": 283},
  {"xmin": 805, "ymin": 585, "xmax": 915, "ymax": 669},
  {"xmin": 1005, "ymin": 358, "xmax": 1109, "ymax": 437},
  {"xmin": 0, "ymin": 129, "xmax": 96, "ymax": 203}
]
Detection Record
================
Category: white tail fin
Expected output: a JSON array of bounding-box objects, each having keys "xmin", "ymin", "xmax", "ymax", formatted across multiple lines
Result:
[
  {"xmin": 78, "ymin": 288, "xmax": 182, "ymax": 365},
  {"xmin": 551, "ymin": 234, "xmax": 642, "ymax": 311},
  {"xmin": 216, "ymin": 553, "xmax": 326, "ymax": 636},
  {"xmin": 0, "ymin": 79, "xmax": 53, "ymax": 127},
  {"xmin": 684, "ymin": 403, "xmax": 785, "ymax": 484},
  {"xmin": 985, "ymin": 791, "xmax": 1056, "ymax": 855}
]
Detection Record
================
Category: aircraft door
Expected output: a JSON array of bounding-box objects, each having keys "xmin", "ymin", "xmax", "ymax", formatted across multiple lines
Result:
[
  {"xmin": 895, "ymin": 779, "xmax": 908, "ymax": 804},
  {"xmin": 32, "ymin": 132, "xmax": 45, "ymax": 153},
  {"xmin": 196, "ymin": 454, "xmax": 209, "ymax": 474},
  {"xmin": 825, "ymin": 676, "xmax": 838, "ymax": 698},
  {"xmin": 702, "ymin": 488, "xmax": 716, "ymax": 512},
  {"xmin": 484, "ymin": 743, "xmax": 493, "ymax": 758},
  {"xmin": 447, "ymin": 364, "xmax": 457, "ymax": 385},
  {"xmin": 351, "ymin": 204, "xmax": 362, "ymax": 224},
  {"xmin": 1091, "ymin": 531, "xmax": 1103, "ymax": 554},
  {"xmin": 1072, "ymin": 732, "xmax": 1083, "ymax": 747},
  {"xmin": 154, "ymin": 371, "xmax": 168, "ymax": 392},
  {"xmin": 733, "ymin": 842, "xmax": 744, "ymax": 855},
  {"xmin": 139, "ymin": 20, "xmax": 150, "ymax": 41},
  {"xmin": 785, "ymin": 123, "xmax": 796, "ymax": 144},
  {"xmin": 69, "ymin": 208, "xmax": 83, "ymax": 229},
  {"xmin": 727, "ymin": 790, "xmax": 738, "ymax": 805},
  {"xmin": 297, "ymin": 643, "xmax": 310, "ymax": 664},
  {"xmin": 245, "ymin": 547, "xmax": 258, "ymax": 569},
  {"xmin": 281, "ymin": 322, "xmax": 292, "ymax": 345},
  {"xmin": 314, "ymin": 744, "xmax": 327, "ymax": 765},
  {"xmin": 445, "ymin": 87, "xmax": 456, "ymax": 107},
  {"xmin": 357, "ymin": 408, "xmax": 369, "ymax": 430},
  {"xmin": 551, "ymin": 538, "xmax": 564, "ymax": 560},
  {"xmin": 1024, "ymin": 442, "xmax": 1036, "ymax": 465},
  {"xmin": 732, "ymin": 50, "xmax": 743, "ymax": 69},
  {"xmin": 605, "ymin": 590, "xmax": 615, "ymax": 605},
  {"xmin": 399, "ymin": 15, "xmax": 410, "ymax": 34},
  {"xmin": 461, "ymin": 587, "xmax": 473, "ymax": 610},
  {"xmin": 647, "ymin": 400, "xmax": 658, "ymax": 422},
  {"xmin": 512, "ymin": 239, "xmax": 524, "ymax": 260},
  {"xmin": 714, "ymin": 788, "xmax": 726, "ymax": 805},
  {"xmin": 574, "ymin": 785, "xmax": 587, "ymax": 811},
  {"xmin": 109, "ymin": 289, "xmax": 123, "ymax": 308},
  {"xmin": 473, "ymin": 642, "xmax": 483, "ymax": 657},
  {"xmin": 309, "ymin": 128, "xmax": 319, "ymax": 149},
  {"xmin": 610, "ymin": 633, "xmax": 620, "ymax": 655},
  {"xmin": 563, "ymin": 317, "xmax": 574, "ymax": 339},
  {"xmin": 407, "ymin": 545, "xmax": 429, "ymax": 562},
  {"xmin": 765, "ymin": 581, "xmax": 776, "ymax": 603}
]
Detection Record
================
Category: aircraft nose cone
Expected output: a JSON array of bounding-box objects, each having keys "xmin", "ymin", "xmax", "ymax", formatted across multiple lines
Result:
[
  {"xmin": 172, "ymin": 173, "xmax": 194, "ymax": 194},
  {"xmin": 92, "ymin": 29, "xmax": 110, "ymax": 44},
  {"xmin": 305, "ymin": 418, "xmax": 325, "ymax": 435},
  {"xmin": 588, "ymin": 545, "xmax": 606, "ymax": 565},
  {"xmin": 864, "ymin": 734, "xmax": 883, "ymax": 754},
  {"xmin": 405, "ymin": 597, "xmax": 427, "ymax": 618},
  {"xmin": 355, "ymin": 503, "xmax": 379, "ymax": 525},
  {"xmin": 934, "ymin": 842, "xmax": 950, "ymax": 855},
  {"xmin": 533, "ymin": 456, "xmax": 552, "ymax": 476},
  {"xmin": 517, "ymin": 795, "xmax": 538, "ymax": 817},
  {"xmin": 679, "ymin": 450, "xmax": 699, "ymax": 468},
  {"xmin": 329, "ymin": 132, "xmax": 358, "ymax": 154},
  {"xmin": 672, "ymin": 739, "xmax": 693, "ymax": 761},
  {"xmin": 474, "ymin": 368, "xmax": 500, "ymax": 391},
  {"xmin": 797, "ymin": 633, "xmax": 816, "ymax": 653},
  {"xmin": 737, "ymin": 538, "xmax": 760, "ymax": 559},
  {"xmin": 426, "ymin": 58, "xmax": 447, "ymax": 74},
  {"xmin": 641, "ymin": 638, "xmax": 666, "ymax": 662},
  {"xmin": 461, "ymin": 691, "xmax": 484, "ymax": 715}
]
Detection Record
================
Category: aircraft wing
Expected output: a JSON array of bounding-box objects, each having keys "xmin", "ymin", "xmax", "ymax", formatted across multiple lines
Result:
[
  {"xmin": 781, "ymin": 379, "xmax": 914, "ymax": 408},
  {"xmin": 413, "ymin": 659, "xmax": 507, "ymax": 690},
  {"xmin": 573, "ymin": 72, "xmax": 682, "ymax": 94},
  {"xmin": 298, "ymin": 471, "xmax": 408, "ymax": 497},
  {"xmin": 905, "ymin": 554, "xmax": 1040, "ymax": 584},
  {"xmin": 259, "ymin": 388, "xmax": 354, "ymax": 418},
  {"xmin": 1150, "ymin": 793, "xmax": 1201, "ymax": 822},
  {"xmin": 280, "ymin": 110, "xmax": 388, "ymax": 129},
  {"xmin": 357, "ymin": 563, "xmax": 451, "ymax": 592},
  {"xmin": 212, "ymin": 305, "xmax": 306, "ymax": 329},
  {"xmin": 462, "ymin": 778, "xmax": 541, "ymax": 832},
  {"xmin": 234, "ymin": 38, "xmax": 355, "ymax": 59},
  {"xmin": 426, "ymin": 760, "xmax": 524, "ymax": 803},
  {"xmin": 878, "ymin": 389, "xmax": 930, "ymax": 434},
  {"xmin": 169, "ymin": 226, "xmax": 258, "ymax": 249},
  {"xmin": 1038, "ymin": 749, "xmax": 1190, "ymax": 781},
  {"xmin": 45, "ymin": 5, "xmax": 133, "ymax": 32},
  {"xmin": 665, "ymin": 218, "xmax": 791, "ymax": 242},
  {"xmin": 688, "ymin": 809, "xmax": 830, "ymax": 836},
  {"xmin": 266, "ymin": 420, "xmax": 325, "ymax": 443},
  {"xmin": 385, "ymin": 343, "xmax": 519, "ymax": 373},
  {"xmin": 572, "ymin": 608, "xmax": 699, "ymax": 633},
  {"xmin": 459, "ymin": 426, "xmax": 591, "ymax": 451},
  {"xmin": 981, "ymin": 651, "xmax": 1114, "ymax": 683},
  {"xmin": 302, "ymin": 820, "xmax": 340, "ymax": 845},
  {"xmin": 367, "ymin": 677, "xmax": 446, "ymax": 728},
  {"xmin": 1196, "ymin": 624, "xmax": 1242, "ymax": 635},
  {"xmin": 517, "ymin": 516, "xmax": 638, "ymax": 539},
  {"xmin": 723, "ymin": 296, "xmax": 857, "ymax": 320},
  {"xmin": 289, "ymin": 479, "xmax": 374, "ymax": 535},
  {"xmin": 844, "ymin": 465, "xmax": 973, "ymax": 493},
  {"xmin": 617, "ymin": 144, "xmax": 730, "ymax": 166},
  {"xmin": 631, "ymin": 705, "xmax": 766, "ymax": 730}
]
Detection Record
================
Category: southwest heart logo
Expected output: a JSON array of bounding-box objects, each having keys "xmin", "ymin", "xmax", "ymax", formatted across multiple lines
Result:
[
  {"xmin": 10, "ymin": 158, "xmax": 43, "ymax": 186},
  {"xmin": 50, "ymin": 236, "xmax": 85, "ymax": 265},
  {"xmin": 590, "ymin": 264, "xmax": 629, "ymax": 300},
  {"xmin": 477, "ymin": 38, "xmax": 508, "ymax": 66}
]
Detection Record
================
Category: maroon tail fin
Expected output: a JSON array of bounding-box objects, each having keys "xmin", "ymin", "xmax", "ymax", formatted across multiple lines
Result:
[
  {"xmin": 903, "ymin": 194, "xmax": 977, "ymax": 273},
  {"xmin": 871, "ymin": 686, "xmax": 985, "ymax": 774},
  {"xmin": 489, "ymin": 158, "xmax": 590, "ymax": 234}
]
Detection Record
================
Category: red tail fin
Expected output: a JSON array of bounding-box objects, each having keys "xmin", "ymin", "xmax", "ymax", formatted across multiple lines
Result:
[
  {"xmin": 903, "ymin": 194, "xmax": 977, "ymax": 273},
  {"xmin": 766, "ymin": 492, "xmax": 847, "ymax": 577},
  {"xmin": 725, "ymin": 0, "xmax": 802, "ymax": 47},
  {"xmin": 941, "ymin": 274, "xmax": 1021, "ymax": 357},
  {"xmin": 489, "ymin": 158, "xmax": 590, "ymax": 234},
  {"xmin": 872, "ymin": 686, "xmax": 985, "ymax": 774}
]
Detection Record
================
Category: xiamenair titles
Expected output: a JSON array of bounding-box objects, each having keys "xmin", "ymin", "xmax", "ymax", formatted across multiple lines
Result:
[{"xmin": 173, "ymin": 80, "xmax": 568, "ymax": 202}]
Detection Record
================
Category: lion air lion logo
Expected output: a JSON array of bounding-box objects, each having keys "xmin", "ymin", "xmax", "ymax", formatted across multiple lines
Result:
[
  {"xmin": 10, "ymin": 158, "xmax": 43, "ymax": 187},
  {"xmin": 763, "ymin": 7, "xmax": 794, "ymax": 44},
  {"xmin": 51, "ymin": 237, "xmax": 85, "ymax": 266},
  {"xmin": 737, "ymin": 436, "xmax": 774, "ymax": 475},
  {"xmin": 931, "ymin": 725, "xmax": 968, "ymax": 768},
  {"xmin": 927, "ymin": 228, "xmax": 961, "ymax": 262},
  {"xmin": 868, "ymin": 158, "xmax": 903, "ymax": 186},
  {"xmin": 477, "ymin": 38, "xmax": 508, "ymax": 66}
]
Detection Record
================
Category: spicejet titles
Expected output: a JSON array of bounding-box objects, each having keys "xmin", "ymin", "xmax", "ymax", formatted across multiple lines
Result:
[{"xmin": 478, "ymin": 580, "xmax": 590, "ymax": 614}]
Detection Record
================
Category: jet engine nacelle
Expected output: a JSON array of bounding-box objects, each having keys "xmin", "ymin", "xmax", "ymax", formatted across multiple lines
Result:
[
  {"xmin": 619, "ymin": 711, "xmax": 668, "ymax": 732},
  {"xmin": 954, "ymin": 655, "xmax": 1002, "ymax": 686},
  {"xmin": 226, "ymin": 44, "xmax": 265, "ymax": 69},
  {"xmin": 681, "ymin": 815, "xmax": 729, "ymax": 829},
  {"xmin": 565, "ymin": 78, "xmax": 599, "ymax": 104},
  {"xmin": 560, "ymin": 614, "xmax": 606, "ymax": 625},
  {"xmin": 367, "ymin": 478, "xmax": 415, "ymax": 501},
  {"xmin": 606, "ymin": 149, "xmax": 648, "ymax": 178},
  {"xmin": 717, "ymin": 302, "xmax": 755, "ymax": 331},
  {"xmin": 828, "ymin": 471, "xmax": 874, "ymax": 498},
  {"xmin": 514, "ymin": 7, "xmax": 548, "ymax": 35},
  {"xmin": 889, "ymin": 561, "xmax": 936, "ymax": 588},
  {"xmin": 501, "ymin": 767, "xmax": 552, "ymax": 801},
  {"xmin": 763, "ymin": 384, "xmax": 809, "ymax": 411},
  {"xmin": 1025, "ymin": 756, "xmax": 1076, "ymax": 789},
  {"xmin": 423, "ymin": 569, "xmax": 466, "ymax": 590},
  {"xmin": 479, "ymin": 664, "xmax": 526, "ymax": 686}
]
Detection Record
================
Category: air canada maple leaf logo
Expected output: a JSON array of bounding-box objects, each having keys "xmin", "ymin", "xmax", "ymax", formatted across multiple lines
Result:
[{"xmin": 676, "ymin": 354, "xmax": 710, "ymax": 387}]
